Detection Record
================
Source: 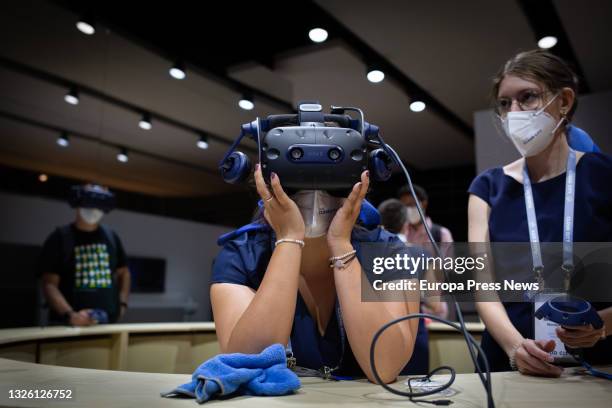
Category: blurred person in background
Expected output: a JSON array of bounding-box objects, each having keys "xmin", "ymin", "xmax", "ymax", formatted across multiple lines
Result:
[
  {"xmin": 397, "ymin": 186, "xmax": 451, "ymax": 320},
  {"xmin": 39, "ymin": 184, "xmax": 130, "ymax": 326}
]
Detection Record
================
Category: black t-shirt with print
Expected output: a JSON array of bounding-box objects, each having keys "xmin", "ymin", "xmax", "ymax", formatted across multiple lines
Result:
[{"xmin": 38, "ymin": 224, "xmax": 128, "ymax": 323}]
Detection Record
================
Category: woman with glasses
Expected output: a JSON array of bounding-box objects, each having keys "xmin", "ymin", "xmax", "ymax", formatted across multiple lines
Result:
[{"xmin": 468, "ymin": 50, "xmax": 612, "ymax": 376}]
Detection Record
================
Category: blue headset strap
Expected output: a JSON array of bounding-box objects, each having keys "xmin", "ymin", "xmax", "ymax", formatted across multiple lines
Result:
[{"xmin": 218, "ymin": 129, "xmax": 247, "ymax": 168}]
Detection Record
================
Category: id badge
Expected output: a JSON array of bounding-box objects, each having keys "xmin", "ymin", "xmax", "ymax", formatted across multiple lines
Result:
[{"xmin": 533, "ymin": 292, "xmax": 577, "ymax": 364}]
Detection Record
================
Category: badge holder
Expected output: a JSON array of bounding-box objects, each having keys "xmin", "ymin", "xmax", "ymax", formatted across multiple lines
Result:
[{"xmin": 532, "ymin": 264, "xmax": 578, "ymax": 365}]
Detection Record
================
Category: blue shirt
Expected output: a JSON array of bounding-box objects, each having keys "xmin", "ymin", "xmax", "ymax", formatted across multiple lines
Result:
[
  {"xmin": 468, "ymin": 152, "xmax": 612, "ymax": 370},
  {"xmin": 210, "ymin": 224, "xmax": 428, "ymax": 377}
]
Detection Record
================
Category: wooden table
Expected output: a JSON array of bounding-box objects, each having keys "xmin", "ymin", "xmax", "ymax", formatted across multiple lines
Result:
[
  {"xmin": 0, "ymin": 323, "xmax": 219, "ymax": 374},
  {"xmin": 0, "ymin": 322, "xmax": 485, "ymax": 374},
  {"xmin": 0, "ymin": 357, "xmax": 610, "ymax": 407}
]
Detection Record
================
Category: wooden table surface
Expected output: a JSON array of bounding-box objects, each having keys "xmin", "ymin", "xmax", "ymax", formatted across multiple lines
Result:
[
  {"xmin": 0, "ymin": 322, "xmax": 217, "ymax": 345},
  {"xmin": 0, "ymin": 357, "xmax": 610, "ymax": 408}
]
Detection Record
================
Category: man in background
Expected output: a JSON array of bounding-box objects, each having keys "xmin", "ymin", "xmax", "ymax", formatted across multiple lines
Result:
[
  {"xmin": 397, "ymin": 185, "xmax": 452, "ymax": 320},
  {"xmin": 39, "ymin": 184, "xmax": 130, "ymax": 326},
  {"xmin": 377, "ymin": 198, "xmax": 408, "ymax": 241},
  {"xmin": 398, "ymin": 184, "xmax": 454, "ymax": 247}
]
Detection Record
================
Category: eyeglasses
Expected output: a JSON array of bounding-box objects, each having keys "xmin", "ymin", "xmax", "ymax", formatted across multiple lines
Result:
[{"xmin": 495, "ymin": 89, "xmax": 551, "ymax": 117}]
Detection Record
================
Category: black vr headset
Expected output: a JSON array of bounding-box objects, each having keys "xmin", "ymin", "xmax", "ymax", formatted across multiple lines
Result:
[
  {"xmin": 218, "ymin": 102, "xmax": 393, "ymax": 196},
  {"xmin": 69, "ymin": 184, "xmax": 116, "ymax": 213}
]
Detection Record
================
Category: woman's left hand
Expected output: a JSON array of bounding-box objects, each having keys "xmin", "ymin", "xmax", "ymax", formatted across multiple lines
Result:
[
  {"xmin": 556, "ymin": 322, "xmax": 606, "ymax": 348},
  {"xmin": 327, "ymin": 170, "xmax": 369, "ymax": 254}
]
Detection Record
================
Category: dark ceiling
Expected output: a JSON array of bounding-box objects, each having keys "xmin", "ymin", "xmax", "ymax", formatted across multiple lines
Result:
[{"xmin": 0, "ymin": 0, "xmax": 611, "ymax": 199}]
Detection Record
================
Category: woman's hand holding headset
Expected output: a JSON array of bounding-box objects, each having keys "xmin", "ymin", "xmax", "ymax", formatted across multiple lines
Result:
[
  {"xmin": 327, "ymin": 170, "xmax": 369, "ymax": 255},
  {"xmin": 254, "ymin": 163, "xmax": 305, "ymax": 241},
  {"xmin": 556, "ymin": 321, "xmax": 607, "ymax": 349}
]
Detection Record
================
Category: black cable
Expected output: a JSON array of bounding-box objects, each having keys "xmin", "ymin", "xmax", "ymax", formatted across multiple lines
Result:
[
  {"xmin": 407, "ymin": 367, "xmax": 455, "ymax": 406},
  {"xmin": 367, "ymin": 133, "xmax": 495, "ymax": 408}
]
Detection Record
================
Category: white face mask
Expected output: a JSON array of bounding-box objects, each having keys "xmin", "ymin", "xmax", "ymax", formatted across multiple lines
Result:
[
  {"xmin": 406, "ymin": 206, "xmax": 422, "ymax": 225},
  {"xmin": 292, "ymin": 190, "xmax": 344, "ymax": 238},
  {"xmin": 501, "ymin": 93, "xmax": 564, "ymax": 157},
  {"xmin": 79, "ymin": 208, "xmax": 104, "ymax": 225}
]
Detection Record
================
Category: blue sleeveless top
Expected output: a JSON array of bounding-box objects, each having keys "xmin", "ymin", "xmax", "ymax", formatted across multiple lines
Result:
[
  {"xmin": 468, "ymin": 152, "xmax": 612, "ymax": 370},
  {"xmin": 210, "ymin": 224, "xmax": 429, "ymax": 377}
]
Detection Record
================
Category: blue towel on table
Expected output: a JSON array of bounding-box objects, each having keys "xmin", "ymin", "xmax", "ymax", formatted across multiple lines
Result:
[{"xmin": 161, "ymin": 344, "xmax": 300, "ymax": 404}]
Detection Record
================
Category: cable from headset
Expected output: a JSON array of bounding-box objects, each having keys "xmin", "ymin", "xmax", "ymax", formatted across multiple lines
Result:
[{"xmin": 367, "ymin": 133, "xmax": 495, "ymax": 408}]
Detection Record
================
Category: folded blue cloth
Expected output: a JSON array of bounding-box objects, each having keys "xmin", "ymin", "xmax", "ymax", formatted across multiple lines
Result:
[{"xmin": 161, "ymin": 344, "xmax": 300, "ymax": 404}]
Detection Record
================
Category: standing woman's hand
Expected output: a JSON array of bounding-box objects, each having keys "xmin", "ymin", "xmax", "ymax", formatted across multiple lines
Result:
[
  {"xmin": 511, "ymin": 338, "xmax": 563, "ymax": 377},
  {"xmin": 327, "ymin": 170, "xmax": 369, "ymax": 253},
  {"xmin": 556, "ymin": 323, "xmax": 607, "ymax": 348},
  {"xmin": 254, "ymin": 164, "xmax": 305, "ymax": 240}
]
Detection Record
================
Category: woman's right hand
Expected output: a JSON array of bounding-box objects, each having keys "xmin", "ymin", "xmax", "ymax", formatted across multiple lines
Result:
[
  {"xmin": 511, "ymin": 338, "xmax": 563, "ymax": 377},
  {"xmin": 69, "ymin": 309, "xmax": 96, "ymax": 326},
  {"xmin": 254, "ymin": 163, "xmax": 305, "ymax": 241}
]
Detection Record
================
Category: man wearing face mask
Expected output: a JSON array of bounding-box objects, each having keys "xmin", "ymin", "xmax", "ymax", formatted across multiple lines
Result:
[
  {"xmin": 397, "ymin": 184, "xmax": 454, "ymax": 254},
  {"xmin": 397, "ymin": 186, "xmax": 451, "ymax": 321},
  {"xmin": 39, "ymin": 184, "xmax": 130, "ymax": 326}
]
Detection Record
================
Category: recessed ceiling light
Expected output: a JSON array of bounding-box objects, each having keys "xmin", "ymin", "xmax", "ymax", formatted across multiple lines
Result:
[
  {"xmin": 538, "ymin": 36, "xmax": 558, "ymax": 49},
  {"xmin": 64, "ymin": 88, "xmax": 79, "ymax": 105},
  {"xmin": 117, "ymin": 148, "xmax": 129, "ymax": 163},
  {"xmin": 308, "ymin": 28, "xmax": 328, "ymax": 43},
  {"xmin": 366, "ymin": 69, "xmax": 385, "ymax": 83},
  {"xmin": 76, "ymin": 18, "xmax": 95, "ymax": 35},
  {"xmin": 57, "ymin": 132, "xmax": 70, "ymax": 147},
  {"xmin": 238, "ymin": 95, "xmax": 254, "ymax": 111},
  {"xmin": 169, "ymin": 62, "xmax": 186, "ymax": 80},
  {"xmin": 39, "ymin": 173, "xmax": 48, "ymax": 183},
  {"xmin": 410, "ymin": 101, "xmax": 426, "ymax": 112},
  {"xmin": 138, "ymin": 113, "xmax": 152, "ymax": 130},
  {"xmin": 197, "ymin": 135, "xmax": 209, "ymax": 150}
]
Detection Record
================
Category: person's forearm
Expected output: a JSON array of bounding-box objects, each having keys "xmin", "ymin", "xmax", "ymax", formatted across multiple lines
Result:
[
  {"xmin": 226, "ymin": 244, "xmax": 302, "ymax": 353},
  {"xmin": 334, "ymin": 247, "xmax": 417, "ymax": 383},
  {"xmin": 477, "ymin": 301, "xmax": 523, "ymax": 355},
  {"xmin": 43, "ymin": 284, "xmax": 73, "ymax": 316},
  {"xmin": 117, "ymin": 269, "xmax": 130, "ymax": 304}
]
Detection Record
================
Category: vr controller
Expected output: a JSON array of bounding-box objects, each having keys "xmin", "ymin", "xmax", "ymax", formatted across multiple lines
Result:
[
  {"xmin": 535, "ymin": 295, "xmax": 603, "ymax": 329},
  {"xmin": 69, "ymin": 185, "xmax": 116, "ymax": 213},
  {"xmin": 88, "ymin": 308, "xmax": 109, "ymax": 324},
  {"xmin": 219, "ymin": 102, "xmax": 392, "ymax": 195}
]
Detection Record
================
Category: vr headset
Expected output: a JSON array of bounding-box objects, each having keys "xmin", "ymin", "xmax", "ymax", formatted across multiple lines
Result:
[
  {"xmin": 535, "ymin": 295, "xmax": 603, "ymax": 329},
  {"xmin": 69, "ymin": 184, "xmax": 116, "ymax": 213},
  {"xmin": 219, "ymin": 102, "xmax": 392, "ymax": 196}
]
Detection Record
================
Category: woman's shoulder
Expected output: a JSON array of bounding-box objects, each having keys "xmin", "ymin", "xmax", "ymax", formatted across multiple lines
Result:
[
  {"xmin": 579, "ymin": 151, "xmax": 612, "ymax": 173},
  {"xmin": 468, "ymin": 166, "xmax": 507, "ymax": 205},
  {"xmin": 211, "ymin": 224, "xmax": 272, "ymax": 287},
  {"xmin": 352, "ymin": 225, "xmax": 397, "ymax": 244}
]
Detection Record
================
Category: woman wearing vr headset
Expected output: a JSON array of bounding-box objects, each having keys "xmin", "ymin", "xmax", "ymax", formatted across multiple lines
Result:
[
  {"xmin": 210, "ymin": 163, "xmax": 421, "ymax": 383},
  {"xmin": 468, "ymin": 50, "xmax": 612, "ymax": 376}
]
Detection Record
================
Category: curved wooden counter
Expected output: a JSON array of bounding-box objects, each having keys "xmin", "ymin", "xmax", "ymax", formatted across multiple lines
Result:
[
  {"xmin": 0, "ymin": 323, "xmax": 219, "ymax": 374},
  {"xmin": 0, "ymin": 357, "xmax": 610, "ymax": 407},
  {"xmin": 0, "ymin": 321, "xmax": 484, "ymax": 374}
]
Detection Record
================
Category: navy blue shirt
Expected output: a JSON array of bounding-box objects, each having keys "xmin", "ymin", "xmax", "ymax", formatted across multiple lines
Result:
[
  {"xmin": 468, "ymin": 152, "xmax": 612, "ymax": 370},
  {"xmin": 210, "ymin": 224, "xmax": 428, "ymax": 377}
]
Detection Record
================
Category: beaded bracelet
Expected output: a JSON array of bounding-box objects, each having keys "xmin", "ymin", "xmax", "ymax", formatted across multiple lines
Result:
[
  {"xmin": 275, "ymin": 238, "xmax": 305, "ymax": 248},
  {"xmin": 328, "ymin": 249, "xmax": 356, "ymax": 263},
  {"xmin": 329, "ymin": 253, "xmax": 357, "ymax": 269}
]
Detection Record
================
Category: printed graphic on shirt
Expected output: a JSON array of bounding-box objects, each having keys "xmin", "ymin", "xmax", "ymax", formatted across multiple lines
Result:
[{"xmin": 74, "ymin": 243, "xmax": 112, "ymax": 289}]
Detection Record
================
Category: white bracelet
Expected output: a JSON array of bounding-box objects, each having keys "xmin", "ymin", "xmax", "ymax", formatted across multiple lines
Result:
[
  {"xmin": 275, "ymin": 238, "xmax": 305, "ymax": 248},
  {"xmin": 508, "ymin": 343, "xmax": 521, "ymax": 371},
  {"xmin": 329, "ymin": 249, "xmax": 356, "ymax": 262}
]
